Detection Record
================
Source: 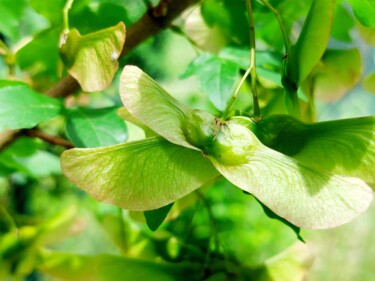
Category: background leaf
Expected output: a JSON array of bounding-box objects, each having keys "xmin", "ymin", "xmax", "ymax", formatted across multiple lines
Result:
[
  {"xmin": 0, "ymin": 81, "xmax": 61, "ymax": 131},
  {"xmin": 312, "ymin": 48, "xmax": 362, "ymax": 102},
  {"xmin": 38, "ymin": 252, "xmax": 202, "ymax": 281},
  {"xmin": 66, "ymin": 107, "xmax": 128, "ymax": 148},
  {"xmin": 62, "ymin": 137, "xmax": 220, "ymax": 211},
  {"xmin": 286, "ymin": 0, "xmax": 336, "ymax": 86},
  {"xmin": 181, "ymin": 53, "xmax": 239, "ymax": 111},
  {"xmin": 59, "ymin": 22, "xmax": 126, "ymax": 92},
  {"xmin": 349, "ymin": 0, "xmax": 375, "ymax": 28}
]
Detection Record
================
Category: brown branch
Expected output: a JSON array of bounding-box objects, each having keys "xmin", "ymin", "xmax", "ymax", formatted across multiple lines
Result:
[
  {"xmin": 24, "ymin": 129, "xmax": 74, "ymax": 149},
  {"xmin": 0, "ymin": 0, "xmax": 199, "ymax": 150}
]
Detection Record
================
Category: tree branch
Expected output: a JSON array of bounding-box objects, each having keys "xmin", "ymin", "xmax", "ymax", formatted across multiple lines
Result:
[
  {"xmin": 24, "ymin": 129, "xmax": 74, "ymax": 149},
  {"xmin": 0, "ymin": 0, "xmax": 199, "ymax": 150}
]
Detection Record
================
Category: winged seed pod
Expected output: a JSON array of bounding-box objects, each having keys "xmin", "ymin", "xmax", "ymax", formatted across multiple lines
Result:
[{"xmin": 61, "ymin": 65, "xmax": 373, "ymax": 229}]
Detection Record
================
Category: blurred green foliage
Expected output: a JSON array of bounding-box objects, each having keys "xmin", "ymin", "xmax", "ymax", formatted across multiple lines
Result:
[{"xmin": 0, "ymin": 0, "xmax": 375, "ymax": 280}]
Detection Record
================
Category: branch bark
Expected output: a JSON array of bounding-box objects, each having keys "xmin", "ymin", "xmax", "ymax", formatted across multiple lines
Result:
[{"xmin": 0, "ymin": 0, "xmax": 199, "ymax": 151}]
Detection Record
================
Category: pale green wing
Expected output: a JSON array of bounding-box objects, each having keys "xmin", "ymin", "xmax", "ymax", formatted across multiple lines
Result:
[
  {"xmin": 209, "ymin": 124, "xmax": 373, "ymax": 229},
  {"xmin": 256, "ymin": 115, "xmax": 375, "ymax": 185},
  {"xmin": 120, "ymin": 65, "xmax": 200, "ymax": 150},
  {"xmin": 61, "ymin": 137, "xmax": 219, "ymax": 210},
  {"xmin": 60, "ymin": 22, "xmax": 126, "ymax": 92}
]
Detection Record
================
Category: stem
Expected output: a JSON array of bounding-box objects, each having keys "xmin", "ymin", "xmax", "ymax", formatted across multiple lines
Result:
[
  {"xmin": 246, "ymin": 0, "xmax": 261, "ymax": 119},
  {"xmin": 195, "ymin": 190, "xmax": 220, "ymax": 253},
  {"xmin": 63, "ymin": 0, "xmax": 74, "ymax": 32},
  {"xmin": 260, "ymin": 0, "xmax": 290, "ymax": 55},
  {"xmin": 117, "ymin": 207, "xmax": 128, "ymax": 254},
  {"xmin": 25, "ymin": 129, "xmax": 74, "ymax": 148},
  {"xmin": 222, "ymin": 0, "xmax": 260, "ymax": 120}
]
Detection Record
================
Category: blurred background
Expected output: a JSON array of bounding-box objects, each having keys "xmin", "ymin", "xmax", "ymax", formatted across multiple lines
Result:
[{"xmin": 1, "ymin": 0, "xmax": 375, "ymax": 280}]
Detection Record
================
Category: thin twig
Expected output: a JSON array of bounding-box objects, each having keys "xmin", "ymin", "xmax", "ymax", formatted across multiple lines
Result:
[
  {"xmin": 222, "ymin": 0, "xmax": 261, "ymax": 120},
  {"xmin": 63, "ymin": 0, "xmax": 74, "ymax": 32},
  {"xmin": 246, "ymin": 0, "xmax": 261, "ymax": 119},
  {"xmin": 195, "ymin": 190, "xmax": 220, "ymax": 253},
  {"xmin": 25, "ymin": 129, "xmax": 74, "ymax": 149},
  {"xmin": 260, "ymin": 0, "xmax": 290, "ymax": 56}
]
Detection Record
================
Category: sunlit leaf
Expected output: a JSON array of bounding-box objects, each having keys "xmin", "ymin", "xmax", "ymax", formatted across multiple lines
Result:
[
  {"xmin": 312, "ymin": 48, "xmax": 361, "ymax": 102},
  {"xmin": 362, "ymin": 72, "xmax": 375, "ymax": 94},
  {"xmin": 66, "ymin": 107, "xmax": 128, "ymax": 148},
  {"xmin": 0, "ymin": 81, "xmax": 62, "ymax": 131},
  {"xmin": 286, "ymin": 0, "xmax": 336, "ymax": 86},
  {"xmin": 59, "ymin": 22, "xmax": 126, "ymax": 92},
  {"xmin": 183, "ymin": 7, "xmax": 227, "ymax": 53},
  {"xmin": 256, "ymin": 115, "xmax": 375, "ymax": 185},
  {"xmin": 253, "ymin": 242, "xmax": 314, "ymax": 281},
  {"xmin": 120, "ymin": 65, "xmax": 198, "ymax": 149},
  {"xmin": 349, "ymin": 0, "xmax": 375, "ymax": 28},
  {"xmin": 61, "ymin": 137, "xmax": 220, "ymax": 211},
  {"xmin": 38, "ymin": 252, "xmax": 202, "ymax": 281},
  {"xmin": 144, "ymin": 203, "xmax": 174, "ymax": 231},
  {"xmin": 209, "ymin": 123, "xmax": 372, "ymax": 229}
]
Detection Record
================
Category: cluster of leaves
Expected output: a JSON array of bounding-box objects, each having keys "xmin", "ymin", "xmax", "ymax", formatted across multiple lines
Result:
[{"xmin": 1, "ymin": 0, "xmax": 375, "ymax": 280}]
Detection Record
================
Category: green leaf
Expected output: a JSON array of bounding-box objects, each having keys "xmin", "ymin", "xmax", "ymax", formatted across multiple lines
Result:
[
  {"xmin": 120, "ymin": 65, "xmax": 198, "ymax": 150},
  {"xmin": 38, "ymin": 252, "xmax": 202, "ymax": 281},
  {"xmin": 61, "ymin": 137, "xmax": 219, "ymax": 211},
  {"xmin": 30, "ymin": 0, "xmax": 66, "ymax": 25},
  {"xmin": 0, "ymin": 0, "xmax": 49, "ymax": 43},
  {"xmin": 312, "ymin": 48, "xmax": 362, "ymax": 102},
  {"xmin": 181, "ymin": 53, "xmax": 239, "ymax": 111},
  {"xmin": 0, "ymin": 137, "xmax": 61, "ymax": 177},
  {"xmin": 256, "ymin": 115, "xmax": 375, "ymax": 185},
  {"xmin": 208, "ymin": 123, "xmax": 372, "ymax": 229},
  {"xmin": 201, "ymin": 0, "xmax": 249, "ymax": 44},
  {"xmin": 331, "ymin": 3, "xmax": 355, "ymax": 42},
  {"xmin": 144, "ymin": 203, "xmax": 174, "ymax": 231},
  {"xmin": 59, "ymin": 22, "xmax": 126, "ymax": 92},
  {"xmin": 219, "ymin": 47, "xmax": 282, "ymax": 87},
  {"xmin": 286, "ymin": 0, "xmax": 336, "ymax": 86},
  {"xmin": 0, "ymin": 81, "xmax": 62, "ymax": 131},
  {"xmin": 16, "ymin": 28, "xmax": 61, "ymax": 81},
  {"xmin": 66, "ymin": 107, "xmax": 128, "ymax": 148},
  {"xmin": 362, "ymin": 72, "xmax": 375, "ymax": 94},
  {"xmin": 349, "ymin": 0, "xmax": 375, "ymax": 28}
]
